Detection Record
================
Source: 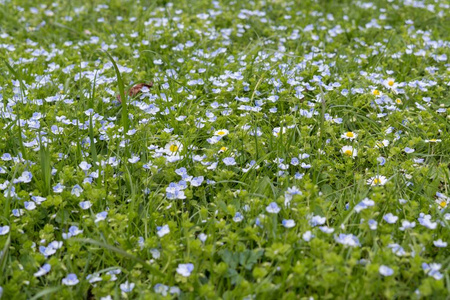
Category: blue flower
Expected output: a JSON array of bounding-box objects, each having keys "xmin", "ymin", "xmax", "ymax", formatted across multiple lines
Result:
[
  {"xmin": 282, "ymin": 219, "xmax": 295, "ymax": 228},
  {"xmin": 71, "ymin": 184, "xmax": 83, "ymax": 197},
  {"xmin": 266, "ymin": 202, "xmax": 280, "ymax": 214},
  {"xmin": 223, "ymin": 157, "xmax": 236, "ymax": 166},
  {"xmin": 53, "ymin": 183, "xmax": 65, "ymax": 193},
  {"xmin": 379, "ymin": 265, "xmax": 394, "ymax": 277},
  {"xmin": 176, "ymin": 263, "xmax": 194, "ymax": 277},
  {"xmin": 62, "ymin": 273, "xmax": 79, "ymax": 286},
  {"xmin": 190, "ymin": 176, "xmax": 204, "ymax": 187},
  {"xmin": 95, "ymin": 211, "xmax": 108, "ymax": 223},
  {"xmin": 34, "ymin": 263, "xmax": 51, "ymax": 277},
  {"xmin": 79, "ymin": 201, "xmax": 92, "ymax": 210},
  {"xmin": 233, "ymin": 212, "xmax": 244, "ymax": 222},
  {"xmin": 120, "ymin": 281, "xmax": 135, "ymax": 292}
]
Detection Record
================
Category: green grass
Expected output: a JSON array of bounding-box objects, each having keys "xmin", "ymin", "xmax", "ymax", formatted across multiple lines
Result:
[{"xmin": 0, "ymin": 0, "xmax": 449, "ymax": 299}]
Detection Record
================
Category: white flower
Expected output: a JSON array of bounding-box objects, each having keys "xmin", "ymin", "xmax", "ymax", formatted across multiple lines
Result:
[
  {"xmin": 371, "ymin": 89, "xmax": 383, "ymax": 97},
  {"xmin": 379, "ymin": 265, "xmax": 394, "ymax": 276},
  {"xmin": 383, "ymin": 78, "xmax": 398, "ymax": 90},
  {"xmin": 341, "ymin": 131, "xmax": 357, "ymax": 140},
  {"xmin": 375, "ymin": 139, "xmax": 389, "ymax": 148},
  {"xmin": 367, "ymin": 175, "xmax": 388, "ymax": 186},
  {"xmin": 157, "ymin": 225, "xmax": 170, "ymax": 237},
  {"xmin": 164, "ymin": 141, "xmax": 183, "ymax": 156},
  {"xmin": 341, "ymin": 146, "xmax": 357, "ymax": 157},
  {"xmin": 214, "ymin": 129, "xmax": 229, "ymax": 136},
  {"xmin": 176, "ymin": 263, "xmax": 194, "ymax": 277}
]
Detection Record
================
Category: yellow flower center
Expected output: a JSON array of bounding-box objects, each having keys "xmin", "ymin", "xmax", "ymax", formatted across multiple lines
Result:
[
  {"xmin": 220, "ymin": 146, "xmax": 227, "ymax": 152},
  {"xmin": 396, "ymin": 98, "xmax": 402, "ymax": 104},
  {"xmin": 346, "ymin": 132, "xmax": 354, "ymax": 138},
  {"xmin": 388, "ymin": 80, "xmax": 394, "ymax": 86},
  {"xmin": 429, "ymin": 139, "xmax": 437, "ymax": 142},
  {"xmin": 373, "ymin": 178, "xmax": 381, "ymax": 185},
  {"xmin": 344, "ymin": 150, "xmax": 353, "ymax": 156},
  {"xmin": 217, "ymin": 130, "xmax": 226, "ymax": 136},
  {"xmin": 169, "ymin": 144, "xmax": 179, "ymax": 152},
  {"xmin": 440, "ymin": 201, "xmax": 447, "ymax": 208},
  {"xmin": 373, "ymin": 90, "xmax": 380, "ymax": 96}
]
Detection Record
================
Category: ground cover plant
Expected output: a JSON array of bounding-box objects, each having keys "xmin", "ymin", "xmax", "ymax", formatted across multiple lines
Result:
[{"xmin": 0, "ymin": 0, "xmax": 449, "ymax": 299}]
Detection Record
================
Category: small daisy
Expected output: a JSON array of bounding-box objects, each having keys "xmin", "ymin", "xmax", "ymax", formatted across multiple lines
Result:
[
  {"xmin": 164, "ymin": 141, "xmax": 183, "ymax": 156},
  {"xmin": 218, "ymin": 146, "xmax": 228, "ymax": 153},
  {"xmin": 272, "ymin": 127, "xmax": 286, "ymax": 137},
  {"xmin": 435, "ymin": 197, "xmax": 448, "ymax": 210},
  {"xmin": 372, "ymin": 89, "xmax": 382, "ymax": 97},
  {"xmin": 341, "ymin": 131, "xmax": 357, "ymax": 140},
  {"xmin": 383, "ymin": 78, "xmax": 398, "ymax": 90},
  {"xmin": 214, "ymin": 129, "xmax": 229, "ymax": 137},
  {"xmin": 375, "ymin": 139, "xmax": 389, "ymax": 148},
  {"xmin": 425, "ymin": 139, "xmax": 441, "ymax": 143},
  {"xmin": 367, "ymin": 175, "xmax": 388, "ymax": 186},
  {"xmin": 341, "ymin": 146, "xmax": 357, "ymax": 157}
]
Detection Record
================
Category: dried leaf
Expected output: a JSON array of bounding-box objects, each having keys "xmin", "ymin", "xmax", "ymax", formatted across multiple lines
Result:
[{"xmin": 117, "ymin": 82, "xmax": 153, "ymax": 102}]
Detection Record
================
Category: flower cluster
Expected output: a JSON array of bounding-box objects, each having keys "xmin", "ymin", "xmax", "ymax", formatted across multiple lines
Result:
[{"xmin": 0, "ymin": 0, "xmax": 448, "ymax": 298}]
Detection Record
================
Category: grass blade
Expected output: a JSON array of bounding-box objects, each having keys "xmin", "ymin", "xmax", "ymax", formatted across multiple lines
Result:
[{"xmin": 103, "ymin": 51, "xmax": 128, "ymax": 133}]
